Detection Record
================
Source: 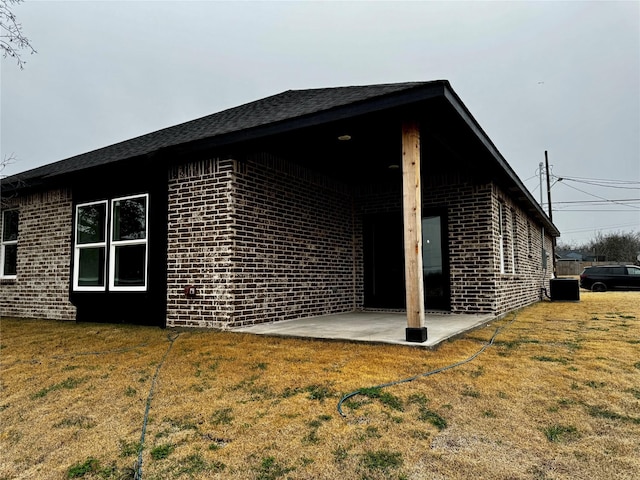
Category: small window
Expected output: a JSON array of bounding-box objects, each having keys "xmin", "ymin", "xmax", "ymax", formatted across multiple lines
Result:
[
  {"xmin": 628, "ymin": 267, "xmax": 640, "ymax": 276},
  {"xmin": 1, "ymin": 209, "xmax": 19, "ymax": 278},
  {"xmin": 109, "ymin": 195, "xmax": 148, "ymax": 290},
  {"xmin": 74, "ymin": 201, "xmax": 108, "ymax": 290}
]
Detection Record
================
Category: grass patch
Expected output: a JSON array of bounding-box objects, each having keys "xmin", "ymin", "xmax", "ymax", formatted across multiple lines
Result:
[
  {"xmin": 359, "ymin": 387, "xmax": 404, "ymax": 411},
  {"xmin": 418, "ymin": 407, "xmax": 448, "ymax": 430},
  {"xmin": 305, "ymin": 384, "xmax": 335, "ymax": 402},
  {"xmin": 585, "ymin": 405, "xmax": 638, "ymax": 423},
  {"xmin": 626, "ymin": 388, "xmax": 640, "ymax": 399},
  {"xmin": 53, "ymin": 415, "xmax": 96, "ymax": 429},
  {"xmin": 360, "ymin": 450, "xmax": 403, "ymax": 471},
  {"xmin": 118, "ymin": 439, "xmax": 140, "ymax": 458},
  {"xmin": 461, "ymin": 386, "xmax": 480, "ymax": 398},
  {"xmin": 531, "ymin": 356, "xmax": 568, "ymax": 365},
  {"xmin": 30, "ymin": 376, "xmax": 88, "ymax": 400},
  {"xmin": 171, "ymin": 453, "xmax": 225, "ymax": 476},
  {"xmin": 304, "ymin": 415, "xmax": 332, "ymax": 444},
  {"xmin": 255, "ymin": 456, "xmax": 295, "ymax": 480},
  {"xmin": 150, "ymin": 443, "xmax": 175, "ymax": 460},
  {"xmin": 66, "ymin": 457, "xmax": 118, "ymax": 478},
  {"xmin": 67, "ymin": 457, "xmax": 100, "ymax": 478},
  {"xmin": 210, "ymin": 407, "xmax": 234, "ymax": 425},
  {"xmin": 543, "ymin": 424, "xmax": 579, "ymax": 443},
  {"xmin": 585, "ymin": 380, "xmax": 606, "ymax": 389}
]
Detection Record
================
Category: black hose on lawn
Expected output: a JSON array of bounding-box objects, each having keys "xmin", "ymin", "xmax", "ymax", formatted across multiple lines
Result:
[
  {"xmin": 337, "ymin": 312, "xmax": 517, "ymax": 417},
  {"xmin": 134, "ymin": 333, "xmax": 180, "ymax": 480}
]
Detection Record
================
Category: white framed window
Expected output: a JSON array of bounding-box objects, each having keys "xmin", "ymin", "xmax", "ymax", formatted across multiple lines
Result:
[
  {"xmin": 510, "ymin": 209, "xmax": 517, "ymax": 274},
  {"xmin": 498, "ymin": 203, "xmax": 505, "ymax": 274},
  {"xmin": 73, "ymin": 194, "xmax": 148, "ymax": 292},
  {"xmin": 109, "ymin": 194, "xmax": 148, "ymax": 291},
  {"xmin": 73, "ymin": 200, "xmax": 108, "ymax": 291},
  {"xmin": 1, "ymin": 209, "xmax": 19, "ymax": 279}
]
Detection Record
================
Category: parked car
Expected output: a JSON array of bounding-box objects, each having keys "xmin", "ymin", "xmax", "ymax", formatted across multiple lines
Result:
[{"xmin": 579, "ymin": 265, "xmax": 640, "ymax": 292}]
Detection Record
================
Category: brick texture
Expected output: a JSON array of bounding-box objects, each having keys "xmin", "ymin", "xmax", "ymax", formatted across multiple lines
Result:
[
  {"xmin": 166, "ymin": 155, "xmax": 356, "ymax": 328},
  {"xmin": 0, "ymin": 189, "xmax": 76, "ymax": 320},
  {"xmin": 3, "ymin": 157, "xmax": 553, "ymax": 326}
]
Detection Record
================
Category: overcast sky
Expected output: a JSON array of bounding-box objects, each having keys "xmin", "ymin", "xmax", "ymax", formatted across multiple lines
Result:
[{"xmin": 2, "ymin": 0, "xmax": 639, "ymax": 246}]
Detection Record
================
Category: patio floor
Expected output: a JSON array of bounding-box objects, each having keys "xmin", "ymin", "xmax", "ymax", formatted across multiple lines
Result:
[{"xmin": 232, "ymin": 311, "xmax": 495, "ymax": 347}]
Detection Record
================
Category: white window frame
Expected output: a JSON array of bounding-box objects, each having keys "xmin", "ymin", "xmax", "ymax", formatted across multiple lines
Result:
[
  {"xmin": 73, "ymin": 200, "xmax": 108, "ymax": 291},
  {"xmin": 498, "ymin": 203, "xmax": 505, "ymax": 274},
  {"xmin": 510, "ymin": 209, "xmax": 517, "ymax": 275},
  {"xmin": 1, "ymin": 209, "xmax": 18, "ymax": 280},
  {"xmin": 108, "ymin": 194, "xmax": 149, "ymax": 292}
]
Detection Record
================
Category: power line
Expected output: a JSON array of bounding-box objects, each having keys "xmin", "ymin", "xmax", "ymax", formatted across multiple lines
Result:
[
  {"xmin": 556, "ymin": 181, "xmax": 640, "ymax": 210},
  {"xmin": 556, "ymin": 174, "xmax": 640, "ymax": 185},
  {"xmin": 561, "ymin": 178, "xmax": 640, "ymax": 190},
  {"xmin": 553, "ymin": 199, "xmax": 640, "ymax": 205}
]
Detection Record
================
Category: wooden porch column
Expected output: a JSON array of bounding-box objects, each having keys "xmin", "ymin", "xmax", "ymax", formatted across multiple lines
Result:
[{"xmin": 402, "ymin": 121, "xmax": 427, "ymax": 342}]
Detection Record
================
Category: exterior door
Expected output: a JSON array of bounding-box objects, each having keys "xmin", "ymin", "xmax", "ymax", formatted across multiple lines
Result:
[
  {"xmin": 422, "ymin": 214, "xmax": 450, "ymax": 311},
  {"xmin": 363, "ymin": 213, "xmax": 405, "ymax": 309}
]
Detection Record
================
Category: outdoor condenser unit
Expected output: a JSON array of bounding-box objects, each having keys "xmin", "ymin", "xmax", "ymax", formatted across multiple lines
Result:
[{"xmin": 549, "ymin": 278, "xmax": 580, "ymax": 302}]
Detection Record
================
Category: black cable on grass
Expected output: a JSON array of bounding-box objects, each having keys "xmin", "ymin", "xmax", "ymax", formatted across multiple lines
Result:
[
  {"xmin": 134, "ymin": 333, "xmax": 180, "ymax": 480},
  {"xmin": 337, "ymin": 312, "xmax": 517, "ymax": 417}
]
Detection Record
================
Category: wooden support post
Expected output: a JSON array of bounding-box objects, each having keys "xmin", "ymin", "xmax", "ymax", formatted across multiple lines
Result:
[{"xmin": 402, "ymin": 121, "xmax": 427, "ymax": 343}]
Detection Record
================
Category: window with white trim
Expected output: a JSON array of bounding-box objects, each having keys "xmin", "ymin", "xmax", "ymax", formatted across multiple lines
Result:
[
  {"xmin": 498, "ymin": 203, "xmax": 505, "ymax": 274},
  {"xmin": 109, "ymin": 195, "xmax": 148, "ymax": 290},
  {"xmin": 510, "ymin": 209, "xmax": 517, "ymax": 274},
  {"xmin": 73, "ymin": 194, "xmax": 148, "ymax": 291},
  {"xmin": 1, "ymin": 209, "xmax": 18, "ymax": 279}
]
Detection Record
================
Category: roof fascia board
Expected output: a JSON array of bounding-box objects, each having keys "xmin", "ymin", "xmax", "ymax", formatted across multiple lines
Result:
[
  {"xmin": 167, "ymin": 83, "xmax": 448, "ymax": 157},
  {"xmin": 442, "ymin": 86, "xmax": 560, "ymax": 236}
]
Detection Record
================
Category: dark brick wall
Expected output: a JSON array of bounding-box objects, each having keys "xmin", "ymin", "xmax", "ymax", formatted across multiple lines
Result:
[
  {"xmin": 230, "ymin": 154, "xmax": 356, "ymax": 326},
  {"xmin": 0, "ymin": 189, "xmax": 76, "ymax": 320},
  {"xmin": 2, "ymin": 157, "xmax": 552, "ymax": 326},
  {"xmin": 166, "ymin": 158, "xmax": 236, "ymax": 328},
  {"xmin": 166, "ymin": 155, "xmax": 356, "ymax": 328},
  {"xmin": 421, "ymin": 175, "xmax": 552, "ymax": 315},
  {"xmin": 165, "ymin": 156, "xmax": 553, "ymax": 327}
]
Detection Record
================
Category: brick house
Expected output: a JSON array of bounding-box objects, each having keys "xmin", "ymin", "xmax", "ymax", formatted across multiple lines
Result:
[{"xmin": 0, "ymin": 81, "xmax": 558, "ymax": 342}]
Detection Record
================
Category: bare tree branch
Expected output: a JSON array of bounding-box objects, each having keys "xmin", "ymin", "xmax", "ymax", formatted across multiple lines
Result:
[{"xmin": 1, "ymin": 0, "xmax": 36, "ymax": 69}]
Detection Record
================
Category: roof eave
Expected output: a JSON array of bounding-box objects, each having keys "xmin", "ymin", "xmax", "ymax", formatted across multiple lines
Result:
[{"xmin": 442, "ymin": 85, "xmax": 560, "ymax": 237}]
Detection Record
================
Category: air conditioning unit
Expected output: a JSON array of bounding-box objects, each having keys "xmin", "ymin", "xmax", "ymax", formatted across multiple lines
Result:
[{"xmin": 549, "ymin": 278, "xmax": 580, "ymax": 302}]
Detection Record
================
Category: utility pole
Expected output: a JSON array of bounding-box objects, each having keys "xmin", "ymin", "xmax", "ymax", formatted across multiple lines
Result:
[
  {"xmin": 545, "ymin": 151, "xmax": 556, "ymax": 276},
  {"xmin": 545, "ymin": 151, "xmax": 553, "ymax": 221}
]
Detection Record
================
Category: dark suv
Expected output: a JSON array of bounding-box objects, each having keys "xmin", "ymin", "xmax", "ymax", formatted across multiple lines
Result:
[{"xmin": 579, "ymin": 265, "xmax": 640, "ymax": 292}]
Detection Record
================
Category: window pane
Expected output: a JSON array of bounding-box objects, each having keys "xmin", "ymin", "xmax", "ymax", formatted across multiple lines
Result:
[
  {"xmin": 78, "ymin": 247, "xmax": 105, "ymax": 286},
  {"xmin": 2, "ymin": 210, "xmax": 18, "ymax": 242},
  {"xmin": 113, "ymin": 197, "xmax": 146, "ymax": 241},
  {"xmin": 77, "ymin": 204, "xmax": 106, "ymax": 244},
  {"xmin": 3, "ymin": 244, "xmax": 17, "ymax": 276},
  {"xmin": 114, "ymin": 245, "xmax": 146, "ymax": 287}
]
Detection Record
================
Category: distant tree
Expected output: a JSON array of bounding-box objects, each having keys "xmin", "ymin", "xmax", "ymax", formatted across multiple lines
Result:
[
  {"xmin": 1, "ymin": 0, "xmax": 36, "ymax": 69},
  {"xmin": 589, "ymin": 231, "xmax": 640, "ymax": 263}
]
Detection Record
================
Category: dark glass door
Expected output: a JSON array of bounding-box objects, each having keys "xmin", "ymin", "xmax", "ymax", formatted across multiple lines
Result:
[
  {"xmin": 422, "ymin": 214, "xmax": 450, "ymax": 311},
  {"xmin": 363, "ymin": 213, "xmax": 405, "ymax": 309}
]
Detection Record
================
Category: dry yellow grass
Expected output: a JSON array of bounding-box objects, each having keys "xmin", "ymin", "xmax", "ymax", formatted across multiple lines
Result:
[{"xmin": 1, "ymin": 291, "xmax": 639, "ymax": 479}]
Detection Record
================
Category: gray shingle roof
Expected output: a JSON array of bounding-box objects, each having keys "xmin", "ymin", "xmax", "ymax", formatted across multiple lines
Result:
[{"xmin": 5, "ymin": 81, "xmax": 444, "ymax": 184}]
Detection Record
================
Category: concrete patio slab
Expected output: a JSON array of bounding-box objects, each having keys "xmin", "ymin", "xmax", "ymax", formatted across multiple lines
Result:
[{"xmin": 232, "ymin": 311, "xmax": 495, "ymax": 347}]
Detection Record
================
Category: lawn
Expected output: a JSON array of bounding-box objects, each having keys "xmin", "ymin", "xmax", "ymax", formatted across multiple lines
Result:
[{"xmin": 1, "ymin": 291, "xmax": 639, "ymax": 479}]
